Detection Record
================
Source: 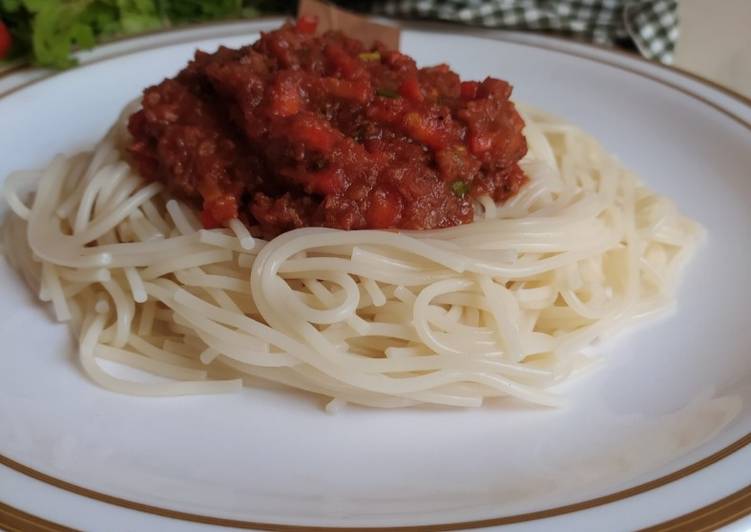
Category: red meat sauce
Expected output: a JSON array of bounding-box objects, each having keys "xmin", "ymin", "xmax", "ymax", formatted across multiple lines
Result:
[{"xmin": 127, "ymin": 17, "xmax": 528, "ymax": 238}]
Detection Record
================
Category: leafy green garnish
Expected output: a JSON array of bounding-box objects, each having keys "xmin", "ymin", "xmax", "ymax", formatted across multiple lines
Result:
[
  {"xmin": 451, "ymin": 180, "xmax": 470, "ymax": 198},
  {"xmin": 161, "ymin": 0, "xmax": 242, "ymax": 24},
  {"xmin": 0, "ymin": 0, "xmax": 280, "ymax": 69},
  {"xmin": 117, "ymin": 0, "xmax": 162, "ymax": 34},
  {"xmin": 376, "ymin": 87, "xmax": 399, "ymax": 98},
  {"xmin": 29, "ymin": 2, "xmax": 98, "ymax": 68}
]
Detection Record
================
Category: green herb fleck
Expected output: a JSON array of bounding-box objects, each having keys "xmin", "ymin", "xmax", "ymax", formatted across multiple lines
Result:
[
  {"xmin": 376, "ymin": 87, "xmax": 399, "ymax": 99},
  {"xmin": 358, "ymin": 51, "xmax": 380, "ymax": 62},
  {"xmin": 451, "ymin": 180, "xmax": 470, "ymax": 198}
]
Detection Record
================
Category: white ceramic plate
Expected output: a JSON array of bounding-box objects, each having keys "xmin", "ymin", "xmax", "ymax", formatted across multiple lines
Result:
[{"xmin": 1, "ymin": 20, "xmax": 750, "ymax": 532}]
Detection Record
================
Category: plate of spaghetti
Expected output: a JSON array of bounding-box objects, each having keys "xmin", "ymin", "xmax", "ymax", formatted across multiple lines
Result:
[{"xmin": 1, "ymin": 16, "xmax": 750, "ymax": 532}]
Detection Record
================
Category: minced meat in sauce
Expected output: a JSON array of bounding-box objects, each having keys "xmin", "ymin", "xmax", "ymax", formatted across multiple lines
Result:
[{"xmin": 127, "ymin": 17, "xmax": 528, "ymax": 237}]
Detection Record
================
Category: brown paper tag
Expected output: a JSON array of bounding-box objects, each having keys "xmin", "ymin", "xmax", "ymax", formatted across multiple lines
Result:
[{"xmin": 297, "ymin": 0, "xmax": 401, "ymax": 50}]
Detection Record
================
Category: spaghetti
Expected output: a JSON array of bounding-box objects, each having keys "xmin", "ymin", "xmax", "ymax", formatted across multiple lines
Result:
[{"xmin": 1, "ymin": 104, "xmax": 702, "ymax": 409}]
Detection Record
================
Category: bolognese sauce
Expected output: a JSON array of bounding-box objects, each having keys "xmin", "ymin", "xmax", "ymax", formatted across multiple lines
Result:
[{"xmin": 127, "ymin": 17, "xmax": 528, "ymax": 237}]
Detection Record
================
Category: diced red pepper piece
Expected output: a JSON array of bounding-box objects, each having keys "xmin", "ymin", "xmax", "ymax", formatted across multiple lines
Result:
[
  {"xmin": 205, "ymin": 195, "xmax": 238, "ymax": 226},
  {"xmin": 324, "ymin": 43, "xmax": 364, "ymax": 79},
  {"xmin": 201, "ymin": 208, "xmax": 221, "ymax": 229},
  {"xmin": 366, "ymin": 186, "xmax": 403, "ymax": 228},
  {"xmin": 478, "ymin": 78, "xmax": 512, "ymax": 99},
  {"xmin": 399, "ymin": 76, "xmax": 423, "ymax": 102},
  {"xmin": 308, "ymin": 167, "xmax": 344, "ymax": 195},
  {"xmin": 320, "ymin": 78, "xmax": 372, "ymax": 104},
  {"xmin": 287, "ymin": 114, "xmax": 339, "ymax": 153},
  {"xmin": 296, "ymin": 15, "xmax": 318, "ymax": 34},
  {"xmin": 402, "ymin": 112, "xmax": 450, "ymax": 151},
  {"xmin": 267, "ymin": 73, "xmax": 303, "ymax": 117},
  {"xmin": 460, "ymin": 81, "xmax": 480, "ymax": 100}
]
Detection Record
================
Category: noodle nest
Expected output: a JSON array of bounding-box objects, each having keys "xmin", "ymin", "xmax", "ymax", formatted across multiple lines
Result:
[{"xmin": 0, "ymin": 104, "xmax": 702, "ymax": 409}]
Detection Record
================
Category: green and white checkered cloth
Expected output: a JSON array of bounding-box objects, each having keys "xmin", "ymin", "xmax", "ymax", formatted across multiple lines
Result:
[{"xmin": 345, "ymin": 0, "xmax": 679, "ymax": 64}]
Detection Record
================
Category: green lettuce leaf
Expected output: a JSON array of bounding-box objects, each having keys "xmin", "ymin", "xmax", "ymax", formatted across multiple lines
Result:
[{"xmin": 0, "ymin": 0, "xmax": 280, "ymax": 69}]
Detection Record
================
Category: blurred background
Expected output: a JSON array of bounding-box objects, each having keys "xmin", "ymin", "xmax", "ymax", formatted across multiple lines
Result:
[
  {"xmin": 0, "ymin": 0, "xmax": 748, "ymax": 98},
  {"xmin": 675, "ymin": 0, "xmax": 749, "ymax": 98}
]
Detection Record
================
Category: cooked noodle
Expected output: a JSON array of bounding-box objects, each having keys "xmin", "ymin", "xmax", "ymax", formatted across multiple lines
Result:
[{"xmin": 0, "ymin": 103, "xmax": 703, "ymax": 408}]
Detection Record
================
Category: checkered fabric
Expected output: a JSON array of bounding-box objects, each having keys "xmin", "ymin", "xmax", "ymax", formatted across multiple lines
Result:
[{"xmin": 344, "ymin": 0, "xmax": 679, "ymax": 63}]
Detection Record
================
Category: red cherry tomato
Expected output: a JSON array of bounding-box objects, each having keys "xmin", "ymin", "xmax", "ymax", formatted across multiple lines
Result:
[{"xmin": 0, "ymin": 21, "xmax": 11, "ymax": 60}]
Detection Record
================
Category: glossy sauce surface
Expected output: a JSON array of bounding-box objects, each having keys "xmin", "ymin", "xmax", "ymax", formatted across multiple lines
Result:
[{"xmin": 128, "ymin": 18, "xmax": 527, "ymax": 236}]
